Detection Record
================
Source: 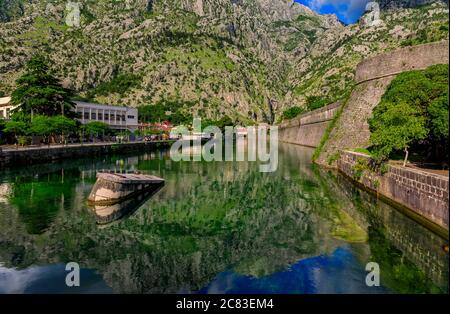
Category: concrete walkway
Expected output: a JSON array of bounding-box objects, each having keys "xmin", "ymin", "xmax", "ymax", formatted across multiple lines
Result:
[{"xmin": 0, "ymin": 141, "xmax": 159, "ymax": 152}]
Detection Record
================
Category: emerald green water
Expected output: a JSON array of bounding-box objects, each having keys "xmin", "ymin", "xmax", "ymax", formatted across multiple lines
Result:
[{"xmin": 0, "ymin": 143, "xmax": 448, "ymax": 294}]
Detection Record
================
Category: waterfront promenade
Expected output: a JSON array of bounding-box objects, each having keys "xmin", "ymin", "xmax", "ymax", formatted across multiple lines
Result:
[
  {"xmin": 0, "ymin": 141, "xmax": 145, "ymax": 152},
  {"xmin": 0, "ymin": 140, "xmax": 174, "ymax": 168}
]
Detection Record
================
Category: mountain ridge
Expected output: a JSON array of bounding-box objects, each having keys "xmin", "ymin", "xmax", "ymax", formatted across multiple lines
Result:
[{"xmin": 0, "ymin": 0, "xmax": 448, "ymax": 123}]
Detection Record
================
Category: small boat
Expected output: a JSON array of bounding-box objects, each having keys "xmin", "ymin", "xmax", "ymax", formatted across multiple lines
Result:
[{"xmin": 88, "ymin": 172, "xmax": 165, "ymax": 206}]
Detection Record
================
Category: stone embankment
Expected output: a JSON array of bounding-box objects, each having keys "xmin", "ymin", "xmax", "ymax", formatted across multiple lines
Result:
[
  {"xmin": 277, "ymin": 41, "xmax": 449, "ymax": 234},
  {"xmin": 0, "ymin": 141, "xmax": 174, "ymax": 168},
  {"xmin": 338, "ymin": 151, "xmax": 449, "ymax": 234}
]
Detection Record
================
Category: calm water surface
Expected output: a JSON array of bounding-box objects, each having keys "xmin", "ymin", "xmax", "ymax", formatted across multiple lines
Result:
[{"xmin": 0, "ymin": 143, "xmax": 448, "ymax": 294}]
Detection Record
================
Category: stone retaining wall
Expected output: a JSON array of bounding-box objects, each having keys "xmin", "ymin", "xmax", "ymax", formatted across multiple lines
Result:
[
  {"xmin": 0, "ymin": 141, "xmax": 173, "ymax": 168},
  {"xmin": 338, "ymin": 151, "xmax": 449, "ymax": 232},
  {"xmin": 279, "ymin": 102, "xmax": 341, "ymax": 148},
  {"xmin": 316, "ymin": 41, "xmax": 449, "ymax": 167}
]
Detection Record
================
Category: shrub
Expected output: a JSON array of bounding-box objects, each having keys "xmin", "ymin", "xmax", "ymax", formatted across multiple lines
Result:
[
  {"xmin": 368, "ymin": 64, "xmax": 449, "ymax": 166},
  {"xmin": 282, "ymin": 106, "xmax": 305, "ymax": 120}
]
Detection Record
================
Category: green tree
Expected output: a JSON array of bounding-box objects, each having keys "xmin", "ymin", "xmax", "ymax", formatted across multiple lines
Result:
[
  {"xmin": 369, "ymin": 64, "xmax": 449, "ymax": 166},
  {"xmin": 50, "ymin": 115, "xmax": 77, "ymax": 144},
  {"xmin": 30, "ymin": 115, "xmax": 54, "ymax": 146},
  {"xmin": 428, "ymin": 94, "xmax": 449, "ymax": 140},
  {"xmin": 369, "ymin": 102, "xmax": 428, "ymax": 166},
  {"xmin": 138, "ymin": 100, "xmax": 194, "ymax": 125},
  {"xmin": 83, "ymin": 121, "xmax": 111, "ymax": 137},
  {"xmin": 282, "ymin": 106, "xmax": 305, "ymax": 120},
  {"xmin": 138, "ymin": 104, "xmax": 166, "ymax": 123},
  {"xmin": 204, "ymin": 115, "xmax": 234, "ymax": 132},
  {"xmin": 305, "ymin": 96, "xmax": 330, "ymax": 111},
  {"xmin": 3, "ymin": 120, "xmax": 28, "ymax": 137},
  {"xmin": 11, "ymin": 55, "xmax": 75, "ymax": 118}
]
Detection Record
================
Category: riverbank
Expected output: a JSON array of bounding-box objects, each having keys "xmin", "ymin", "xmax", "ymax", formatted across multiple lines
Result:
[
  {"xmin": 0, "ymin": 141, "xmax": 174, "ymax": 169},
  {"xmin": 338, "ymin": 151, "xmax": 449, "ymax": 238}
]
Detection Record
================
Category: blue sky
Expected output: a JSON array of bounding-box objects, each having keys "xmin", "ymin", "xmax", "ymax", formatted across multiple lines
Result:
[{"xmin": 295, "ymin": 0, "xmax": 370, "ymax": 24}]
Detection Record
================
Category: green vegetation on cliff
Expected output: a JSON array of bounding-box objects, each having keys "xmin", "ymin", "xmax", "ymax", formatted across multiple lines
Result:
[{"xmin": 0, "ymin": 1, "xmax": 447, "ymax": 122}]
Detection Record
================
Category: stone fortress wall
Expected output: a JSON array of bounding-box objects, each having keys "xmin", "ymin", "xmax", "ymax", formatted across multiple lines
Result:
[
  {"xmin": 339, "ymin": 151, "xmax": 449, "ymax": 233},
  {"xmin": 317, "ymin": 40, "xmax": 449, "ymax": 166},
  {"xmin": 278, "ymin": 102, "xmax": 341, "ymax": 148},
  {"xmin": 278, "ymin": 40, "xmax": 449, "ymax": 231}
]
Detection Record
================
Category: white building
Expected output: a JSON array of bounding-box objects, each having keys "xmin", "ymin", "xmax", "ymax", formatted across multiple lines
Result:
[
  {"xmin": 74, "ymin": 101, "xmax": 138, "ymax": 132},
  {"xmin": 0, "ymin": 97, "xmax": 15, "ymax": 120},
  {"xmin": 1, "ymin": 97, "xmax": 139, "ymax": 132}
]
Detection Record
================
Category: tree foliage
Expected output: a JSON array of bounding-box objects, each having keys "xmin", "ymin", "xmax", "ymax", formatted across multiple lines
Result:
[
  {"xmin": 87, "ymin": 73, "xmax": 141, "ymax": 98},
  {"xmin": 369, "ymin": 64, "xmax": 449, "ymax": 164},
  {"xmin": 138, "ymin": 100, "xmax": 194, "ymax": 125},
  {"xmin": 3, "ymin": 120, "xmax": 27, "ymax": 136},
  {"xmin": 203, "ymin": 115, "xmax": 234, "ymax": 132},
  {"xmin": 30, "ymin": 115, "xmax": 54, "ymax": 138},
  {"xmin": 83, "ymin": 121, "xmax": 111, "ymax": 136},
  {"xmin": 369, "ymin": 102, "xmax": 428, "ymax": 160},
  {"xmin": 282, "ymin": 106, "xmax": 305, "ymax": 120},
  {"xmin": 11, "ymin": 55, "xmax": 76, "ymax": 118},
  {"xmin": 50, "ymin": 115, "xmax": 77, "ymax": 136},
  {"xmin": 305, "ymin": 96, "xmax": 331, "ymax": 111}
]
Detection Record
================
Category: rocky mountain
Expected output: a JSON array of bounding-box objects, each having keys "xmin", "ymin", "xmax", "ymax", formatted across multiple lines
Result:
[
  {"xmin": 378, "ymin": 0, "xmax": 448, "ymax": 9},
  {"xmin": 0, "ymin": 0, "xmax": 448, "ymax": 123}
]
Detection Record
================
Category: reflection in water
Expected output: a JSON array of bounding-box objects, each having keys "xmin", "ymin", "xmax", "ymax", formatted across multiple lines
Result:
[
  {"xmin": 198, "ymin": 247, "xmax": 390, "ymax": 294},
  {"xmin": 0, "ymin": 143, "xmax": 448, "ymax": 294},
  {"xmin": 92, "ymin": 183, "xmax": 165, "ymax": 225},
  {"xmin": 0, "ymin": 264, "xmax": 111, "ymax": 294}
]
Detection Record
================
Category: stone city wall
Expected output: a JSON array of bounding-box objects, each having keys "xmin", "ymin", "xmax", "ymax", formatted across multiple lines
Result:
[
  {"xmin": 338, "ymin": 150, "xmax": 449, "ymax": 232},
  {"xmin": 279, "ymin": 102, "xmax": 341, "ymax": 148},
  {"xmin": 317, "ymin": 41, "xmax": 449, "ymax": 167}
]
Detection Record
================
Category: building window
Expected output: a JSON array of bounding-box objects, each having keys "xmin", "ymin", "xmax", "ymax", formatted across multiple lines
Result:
[
  {"xmin": 84, "ymin": 112, "xmax": 90, "ymax": 120},
  {"xmin": 76, "ymin": 111, "xmax": 83, "ymax": 119},
  {"xmin": 122, "ymin": 115, "xmax": 126, "ymax": 121},
  {"xmin": 105, "ymin": 113, "xmax": 109, "ymax": 120},
  {"xmin": 98, "ymin": 113, "xmax": 103, "ymax": 120},
  {"xmin": 116, "ymin": 115, "xmax": 121, "ymax": 121},
  {"xmin": 91, "ymin": 113, "xmax": 96, "ymax": 120},
  {"xmin": 127, "ymin": 115, "xmax": 135, "ymax": 119}
]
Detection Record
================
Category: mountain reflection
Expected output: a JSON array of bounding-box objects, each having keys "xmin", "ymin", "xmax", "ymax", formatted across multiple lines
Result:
[{"xmin": 0, "ymin": 144, "xmax": 447, "ymax": 294}]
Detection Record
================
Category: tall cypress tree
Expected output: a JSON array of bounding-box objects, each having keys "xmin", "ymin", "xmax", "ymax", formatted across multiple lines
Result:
[{"xmin": 11, "ymin": 55, "xmax": 75, "ymax": 120}]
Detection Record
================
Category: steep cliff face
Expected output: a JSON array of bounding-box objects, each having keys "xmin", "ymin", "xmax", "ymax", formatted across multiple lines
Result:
[
  {"xmin": 0, "ymin": 0, "xmax": 448, "ymax": 123},
  {"xmin": 379, "ymin": 0, "xmax": 448, "ymax": 9}
]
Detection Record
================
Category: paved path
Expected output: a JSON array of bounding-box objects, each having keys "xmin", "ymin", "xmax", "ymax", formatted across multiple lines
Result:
[{"xmin": 0, "ymin": 141, "xmax": 169, "ymax": 152}]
